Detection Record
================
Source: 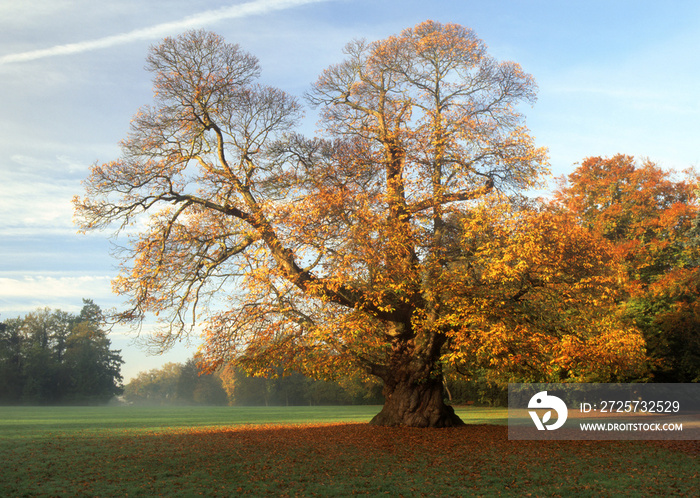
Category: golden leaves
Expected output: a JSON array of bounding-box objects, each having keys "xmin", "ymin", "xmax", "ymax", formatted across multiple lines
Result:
[{"xmin": 437, "ymin": 194, "xmax": 645, "ymax": 382}]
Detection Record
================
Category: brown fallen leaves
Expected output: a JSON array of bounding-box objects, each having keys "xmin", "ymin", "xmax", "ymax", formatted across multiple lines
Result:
[{"xmin": 151, "ymin": 423, "xmax": 698, "ymax": 495}]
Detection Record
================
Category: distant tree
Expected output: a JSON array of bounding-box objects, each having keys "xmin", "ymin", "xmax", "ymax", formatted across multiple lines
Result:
[
  {"xmin": 192, "ymin": 375, "xmax": 229, "ymax": 405},
  {"xmin": 222, "ymin": 365, "xmax": 382, "ymax": 406},
  {"xmin": 175, "ymin": 359, "xmax": 199, "ymax": 402},
  {"xmin": 624, "ymin": 271, "xmax": 700, "ymax": 382},
  {"xmin": 303, "ymin": 378, "xmax": 349, "ymax": 406},
  {"xmin": 228, "ymin": 370, "xmax": 270, "ymax": 406},
  {"xmin": 123, "ymin": 363, "xmax": 182, "ymax": 404},
  {"xmin": 63, "ymin": 304, "xmax": 124, "ymax": 403},
  {"xmin": 0, "ymin": 301, "xmax": 123, "ymax": 404},
  {"xmin": 19, "ymin": 309, "xmax": 67, "ymax": 402},
  {"xmin": 75, "ymin": 24, "xmax": 644, "ymax": 427},
  {"xmin": 555, "ymin": 155, "xmax": 697, "ymax": 287},
  {"xmin": 335, "ymin": 375, "xmax": 383, "ymax": 405},
  {"xmin": 0, "ymin": 318, "xmax": 24, "ymax": 403},
  {"xmin": 555, "ymin": 155, "xmax": 700, "ymax": 381},
  {"xmin": 177, "ymin": 357, "xmax": 228, "ymax": 405}
]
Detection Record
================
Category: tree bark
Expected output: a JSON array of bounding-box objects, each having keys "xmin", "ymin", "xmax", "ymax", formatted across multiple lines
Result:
[{"xmin": 369, "ymin": 340, "xmax": 464, "ymax": 428}]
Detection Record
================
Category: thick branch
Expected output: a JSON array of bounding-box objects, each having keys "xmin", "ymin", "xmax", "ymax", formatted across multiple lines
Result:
[{"xmin": 408, "ymin": 180, "xmax": 494, "ymax": 214}]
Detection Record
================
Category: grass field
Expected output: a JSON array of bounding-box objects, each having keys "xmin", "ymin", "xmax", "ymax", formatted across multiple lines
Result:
[{"xmin": 0, "ymin": 405, "xmax": 696, "ymax": 496}]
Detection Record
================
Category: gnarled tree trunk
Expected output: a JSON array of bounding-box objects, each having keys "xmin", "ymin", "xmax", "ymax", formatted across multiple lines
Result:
[{"xmin": 369, "ymin": 338, "xmax": 464, "ymax": 428}]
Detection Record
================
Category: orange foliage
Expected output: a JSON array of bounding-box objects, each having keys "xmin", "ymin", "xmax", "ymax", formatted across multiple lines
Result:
[{"xmin": 555, "ymin": 154, "xmax": 699, "ymax": 292}]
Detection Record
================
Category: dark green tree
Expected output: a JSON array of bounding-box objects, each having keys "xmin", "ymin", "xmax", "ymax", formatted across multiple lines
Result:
[
  {"xmin": 0, "ymin": 301, "xmax": 123, "ymax": 404},
  {"xmin": 19, "ymin": 309, "xmax": 66, "ymax": 402},
  {"xmin": 63, "ymin": 318, "xmax": 124, "ymax": 402},
  {"xmin": 0, "ymin": 319, "xmax": 24, "ymax": 402}
]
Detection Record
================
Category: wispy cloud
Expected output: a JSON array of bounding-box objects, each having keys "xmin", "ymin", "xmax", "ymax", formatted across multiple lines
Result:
[{"xmin": 0, "ymin": 0, "xmax": 330, "ymax": 65}]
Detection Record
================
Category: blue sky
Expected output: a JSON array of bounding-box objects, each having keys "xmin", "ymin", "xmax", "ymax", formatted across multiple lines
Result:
[{"xmin": 1, "ymin": 0, "xmax": 699, "ymax": 381}]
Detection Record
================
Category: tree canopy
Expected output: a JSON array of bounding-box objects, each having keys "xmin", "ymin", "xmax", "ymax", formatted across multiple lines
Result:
[{"xmin": 75, "ymin": 23, "xmax": 646, "ymax": 427}]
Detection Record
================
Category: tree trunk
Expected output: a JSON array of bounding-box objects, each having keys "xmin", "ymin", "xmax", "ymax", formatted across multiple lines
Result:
[{"xmin": 369, "ymin": 340, "xmax": 464, "ymax": 428}]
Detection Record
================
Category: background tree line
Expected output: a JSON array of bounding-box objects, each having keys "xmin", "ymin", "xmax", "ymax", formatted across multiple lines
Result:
[
  {"xmin": 0, "ymin": 300, "xmax": 124, "ymax": 404},
  {"xmin": 123, "ymin": 358, "xmax": 385, "ymax": 406}
]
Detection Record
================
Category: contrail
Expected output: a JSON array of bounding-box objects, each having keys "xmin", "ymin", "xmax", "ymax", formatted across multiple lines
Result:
[{"xmin": 0, "ymin": 0, "xmax": 329, "ymax": 65}]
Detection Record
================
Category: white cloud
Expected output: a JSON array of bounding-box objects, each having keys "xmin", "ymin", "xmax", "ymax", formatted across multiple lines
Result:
[
  {"xmin": 0, "ymin": 274, "xmax": 112, "ymax": 298},
  {"xmin": 0, "ymin": 274, "xmax": 115, "ymax": 315},
  {"xmin": 9, "ymin": 153, "xmax": 89, "ymax": 175},
  {"xmin": 0, "ymin": 0, "xmax": 332, "ymax": 65}
]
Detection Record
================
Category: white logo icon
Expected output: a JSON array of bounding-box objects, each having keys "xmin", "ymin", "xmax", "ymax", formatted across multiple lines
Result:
[{"xmin": 528, "ymin": 391, "xmax": 568, "ymax": 430}]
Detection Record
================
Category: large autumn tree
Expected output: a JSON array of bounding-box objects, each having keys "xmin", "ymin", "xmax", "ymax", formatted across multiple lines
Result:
[{"xmin": 75, "ymin": 24, "xmax": 644, "ymax": 427}]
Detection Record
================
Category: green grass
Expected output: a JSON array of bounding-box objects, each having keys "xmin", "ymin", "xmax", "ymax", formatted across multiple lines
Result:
[
  {"xmin": 0, "ymin": 405, "xmax": 382, "ymax": 438},
  {"xmin": 0, "ymin": 405, "xmax": 696, "ymax": 497},
  {"xmin": 0, "ymin": 405, "xmax": 506, "ymax": 438}
]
